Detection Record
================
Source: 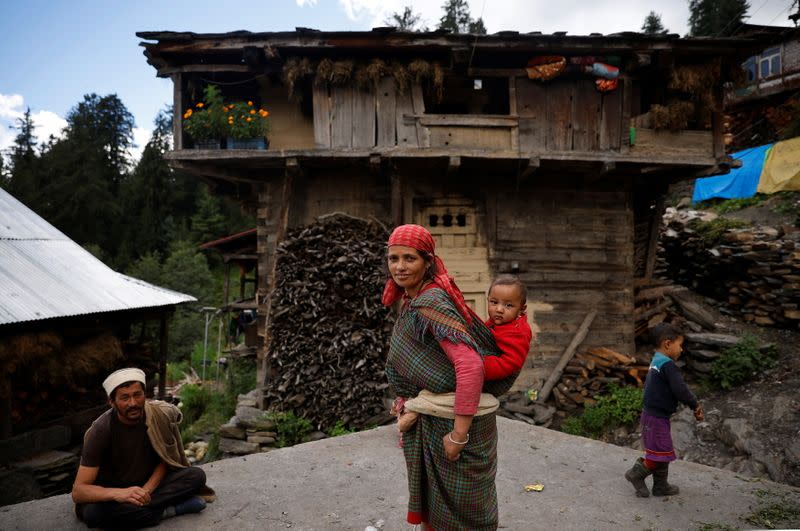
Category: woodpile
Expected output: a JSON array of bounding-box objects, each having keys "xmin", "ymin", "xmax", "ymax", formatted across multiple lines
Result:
[
  {"xmin": 548, "ymin": 346, "xmax": 649, "ymax": 412},
  {"xmin": 659, "ymin": 208, "xmax": 800, "ymax": 328},
  {"xmin": 264, "ymin": 214, "xmax": 393, "ymax": 432}
]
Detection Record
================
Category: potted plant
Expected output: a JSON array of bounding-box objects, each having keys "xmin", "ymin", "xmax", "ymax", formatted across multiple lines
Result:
[
  {"xmin": 183, "ymin": 85, "xmax": 225, "ymax": 149},
  {"xmin": 224, "ymin": 100, "xmax": 270, "ymax": 149}
]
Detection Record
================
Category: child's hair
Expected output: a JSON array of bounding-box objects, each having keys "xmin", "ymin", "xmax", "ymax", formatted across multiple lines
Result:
[
  {"xmin": 649, "ymin": 323, "xmax": 684, "ymax": 347},
  {"xmin": 489, "ymin": 274, "xmax": 527, "ymax": 302}
]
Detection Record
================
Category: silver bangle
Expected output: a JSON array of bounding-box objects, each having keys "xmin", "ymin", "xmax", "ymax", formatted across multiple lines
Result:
[{"xmin": 448, "ymin": 432, "xmax": 469, "ymax": 445}]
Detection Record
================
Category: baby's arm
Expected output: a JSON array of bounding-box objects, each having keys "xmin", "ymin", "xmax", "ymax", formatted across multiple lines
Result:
[{"xmin": 484, "ymin": 324, "xmax": 531, "ymax": 380}]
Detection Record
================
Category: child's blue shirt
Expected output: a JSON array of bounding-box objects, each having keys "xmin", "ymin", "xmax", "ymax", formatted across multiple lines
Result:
[{"xmin": 643, "ymin": 351, "xmax": 698, "ymax": 418}]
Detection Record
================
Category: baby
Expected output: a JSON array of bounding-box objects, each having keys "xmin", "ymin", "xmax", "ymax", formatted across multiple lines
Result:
[
  {"xmin": 483, "ymin": 274, "xmax": 533, "ymax": 380},
  {"xmin": 394, "ymin": 274, "xmax": 533, "ymax": 431}
]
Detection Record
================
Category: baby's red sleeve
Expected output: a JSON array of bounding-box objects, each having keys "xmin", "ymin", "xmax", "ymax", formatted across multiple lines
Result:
[{"xmin": 484, "ymin": 319, "xmax": 532, "ymax": 380}]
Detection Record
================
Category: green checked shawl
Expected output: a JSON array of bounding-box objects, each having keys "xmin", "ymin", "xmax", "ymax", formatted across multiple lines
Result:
[{"xmin": 386, "ymin": 286, "xmax": 517, "ymax": 530}]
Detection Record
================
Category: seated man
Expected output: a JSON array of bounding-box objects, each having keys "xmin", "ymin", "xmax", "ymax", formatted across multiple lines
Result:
[{"xmin": 72, "ymin": 368, "xmax": 212, "ymax": 528}]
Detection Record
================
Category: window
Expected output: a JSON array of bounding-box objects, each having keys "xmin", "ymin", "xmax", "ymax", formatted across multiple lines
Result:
[
  {"xmin": 758, "ymin": 47, "xmax": 782, "ymax": 79},
  {"xmin": 743, "ymin": 57, "xmax": 757, "ymax": 83}
]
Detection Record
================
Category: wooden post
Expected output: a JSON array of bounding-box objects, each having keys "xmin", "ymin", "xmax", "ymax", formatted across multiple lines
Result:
[
  {"xmin": 158, "ymin": 316, "xmax": 168, "ymax": 399},
  {"xmin": 256, "ymin": 161, "xmax": 296, "ymax": 409},
  {"xmin": 172, "ymin": 73, "xmax": 183, "ymax": 150},
  {"xmin": 644, "ymin": 193, "xmax": 666, "ymax": 279},
  {"xmin": 390, "ymin": 171, "xmax": 403, "ymax": 227},
  {"xmin": 538, "ymin": 311, "xmax": 597, "ymax": 404},
  {"xmin": 0, "ymin": 376, "xmax": 11, "ymax": 439}
]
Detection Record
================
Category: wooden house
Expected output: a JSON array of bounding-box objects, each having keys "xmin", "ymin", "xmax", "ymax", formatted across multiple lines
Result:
[{"xmin": 138, "ymin": 28, "xmax": 762, "ymax": 394}]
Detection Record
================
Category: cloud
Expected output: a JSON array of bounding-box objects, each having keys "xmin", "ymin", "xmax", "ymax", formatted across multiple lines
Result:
[
  {"xmin": 129, "ymin": 126, "xmax": 152, "ymax": 163},
  {"xmin": 296, "ymin": 0, "xmax": 318, "ymax": 6},
  {"xmin": 31, "ymin": 110, "xmax": 67, "ymax": 144},
  {"xmin": 0, "ymin": 93, "xmax": 67, "ymax": 157}
]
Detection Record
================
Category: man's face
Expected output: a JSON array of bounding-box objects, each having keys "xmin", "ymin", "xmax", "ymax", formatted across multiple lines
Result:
[{"xmin": 110, "ymin": 382, "xmax": 146, "ymax": 425}]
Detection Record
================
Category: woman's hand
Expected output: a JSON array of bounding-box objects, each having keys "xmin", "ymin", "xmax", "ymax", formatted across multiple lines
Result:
[{"xmin": 443, "ymin": 431, "xmax": 468, "ymax": 461}]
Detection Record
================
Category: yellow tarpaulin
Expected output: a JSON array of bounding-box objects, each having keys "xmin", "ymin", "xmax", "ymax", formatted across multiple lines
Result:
[{"xmin": 757, "ymin": 136, "xmax": 800, "ymax": 194}]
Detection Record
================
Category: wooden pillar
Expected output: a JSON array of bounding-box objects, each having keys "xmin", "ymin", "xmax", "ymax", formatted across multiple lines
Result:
[
  {"xmin": 644, "ymin": 190, "xmax": 667, "ymax": 279},
  {"xmin": 390, "ymin": 171, "xmax": 403, "ymax": 227},
  {"xmin": 256, "ymin": 161, "xmax": 297, "ymax": 408},
  {"xmin": 158, "ymin": 316, "xmax": 168, "ymax": 399},
  {"xmin": 172, "ymin": 73, "xmax": 183, "ymax": 150},
  {"xmin": 0, "ymin": 377, "xmax": 11, "ymax": 439}
]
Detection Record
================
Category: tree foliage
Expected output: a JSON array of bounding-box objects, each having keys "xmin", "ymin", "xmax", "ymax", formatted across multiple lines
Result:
[
  {"xmin": 438, "ymin": 0, "xmax": 486, "ymax": 34},
  {"xmin": 688, "ymin": 0, "xmax": 750, "ymax": 37},
  {"xmin": 642, "ymin": 11, "xmax": 668, "ymax": 34},
  {"xmin": 385, "ymin": 6, "xmax": 425, "ymax": 31},
  {"xmin": 3, "ymin": 92, "xmax": 255, "ymax": 365}
]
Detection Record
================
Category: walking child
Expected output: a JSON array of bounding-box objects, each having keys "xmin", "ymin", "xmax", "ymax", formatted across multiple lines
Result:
[{"xmin": 625, "ymin": 323, "xmax": 704, "ymax": 497}]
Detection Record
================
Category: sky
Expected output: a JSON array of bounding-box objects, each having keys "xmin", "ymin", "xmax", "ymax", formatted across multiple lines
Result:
[{"xmin": 0, "ymin": 0, "xmax": 796, "ymax": 161}]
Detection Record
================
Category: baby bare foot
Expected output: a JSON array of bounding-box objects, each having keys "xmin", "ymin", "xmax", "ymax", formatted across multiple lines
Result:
[{"xmin": 397, "ymin": 411, "xmax": 419, "ymax": 432}]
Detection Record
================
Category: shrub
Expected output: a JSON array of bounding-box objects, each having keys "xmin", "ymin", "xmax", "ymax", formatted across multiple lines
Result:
[
  {"xmin": 328, "ymin": 420, "xmax": 356, "ymax": 437},
  {"xmin": 688, "ymin": 217, "xmax": 748, "ymax": 246},
  {"xmin": 710, "ymin": 334, "xmax": 776, "ymax": 390},
  {"xmin": 270, "ymin": 411, "xmax": 313, "ymax": 447},
  {"xmin": 560, "ymin": 385, "xmax": 643, "ymax": 438}
]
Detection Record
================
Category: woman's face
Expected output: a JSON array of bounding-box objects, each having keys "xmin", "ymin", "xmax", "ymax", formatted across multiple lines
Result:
[{"xmin": 388, "ymin": 245, "xmax": 429, "ymax": 296}]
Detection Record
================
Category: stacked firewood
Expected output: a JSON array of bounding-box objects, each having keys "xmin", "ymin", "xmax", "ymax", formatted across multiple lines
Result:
[
  {"xmin": 659, "ymin": 208, "xmax": 800, "ymax": 327},
  {"xmin": 264, "ymin": 214, "xmax": 393, "ymax": 432},
  {"xmin": 550, "ymin": 347, "xmax": 650, "ymax": 412}
]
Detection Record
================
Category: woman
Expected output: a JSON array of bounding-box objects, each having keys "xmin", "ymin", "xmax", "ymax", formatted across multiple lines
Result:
[{"xmin": 383, "ymin": 224, "xmax": 517, "ymax": 530}]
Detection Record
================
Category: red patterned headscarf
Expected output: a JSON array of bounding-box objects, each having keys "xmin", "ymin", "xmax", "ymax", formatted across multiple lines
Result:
[{"xmin": 382, "ymin": 224, "xmax": 473, "ymax": 323}]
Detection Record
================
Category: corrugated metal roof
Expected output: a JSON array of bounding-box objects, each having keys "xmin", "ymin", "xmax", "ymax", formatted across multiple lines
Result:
[{"xmin": 0, "ymin": 188, "xmax": 196, "ymax": 326}]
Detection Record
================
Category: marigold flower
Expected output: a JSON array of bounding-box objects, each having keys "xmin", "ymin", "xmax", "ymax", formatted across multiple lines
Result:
[
  {"xmin": 247, "ymin": 101, "xmax": 253, "ymax": 106},
  {"xmin": 249, "ymin": 109, "xmax": 256, "ymax": 115},
  {"xmin": 246, "ymin": 117, "xmax": 252, "ymax": 122},
  {"xmin": 259, "ymin": 110, "xmax": 269, "ymax": 117},
  {"xmin": 183, "ymin": 109, "xmax": 193, "ymax": 118},
  {"xmin": 196, "ymin": 102, "xmax": 204, "ymax": 108}
]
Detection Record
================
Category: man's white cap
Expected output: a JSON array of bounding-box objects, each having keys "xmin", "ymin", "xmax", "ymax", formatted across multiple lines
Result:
[{"xmin": 103, "ymin": 368, "xmax": 146, "ymax": 397}]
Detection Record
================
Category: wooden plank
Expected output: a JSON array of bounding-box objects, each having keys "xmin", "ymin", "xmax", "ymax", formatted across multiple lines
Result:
[
  {"xmin": 159, "ymin": 317, "xmax": 168, "ymax": 399},
  {"xmin": 415, "ymin": 115, "xmax": 519, "ymax": 127},
  {"xmin": 572, "ymin": 80, "xmax": 600, "ymax": 151},
  {"xmin": 631, "ymin": 128, "xmax": 714, "ymax": 159},
  {"xmin": 621, "ymin": 76, "xmax": 633, "ymax": 152},
  {"xmin": 352, "ymin": 88, "xmax": 376, "ymax": 148},
  {"xmin": 312, "ymin": 84, "xmax": 331, "ymax": 149},
  {"xmin": 599, "ymin": 84, "xmax": 622, "ymax": 150},
  {"xmin": 395, "ymin": 89, "xmax": 417, "ymax": 147},
  {"xmin": 538, "ymin": 311, "xmax": 597, "ymax": 403},
  {"xmin": 517, "ymin": 80, "xmax": 546, "ymax": 151},
  {"xmin": 376, "ymin": 77, "xmax": 397, "ymax": 147},
  {"xmin": 172, "ymin": 73, "xmax": 183, "ymax": 150},
  {"xmin": 330, "ymin": 85, "xmax": 354, "ymax": 149},
  {"xmin": 428, "ymin": 126, "xmax": 512, "ymax": 150},
  {"xmin": 411, "ymin": 84, "xmax": 430, "ymax": 147},
  {"xmin": 546, "ymin": 82, "xmax": 573, "ymax": 151},
  {"xmin": 468, "ymin": 68, "xmax": 528, "ymax": 77},
  {"xmin": 712, "ymin": 110, "xmax": 725, "ymax": 159}
]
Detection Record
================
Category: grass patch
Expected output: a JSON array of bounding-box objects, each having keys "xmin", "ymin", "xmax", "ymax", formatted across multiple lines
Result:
[
  {"xmin": 695, "ymin": 195, "xmax": 769, "ymax": 214},
  {"xmin": 744, "ymin": 501, "xmax": 800, "ymax": 529},
  {"xmin": 328, "ymin": 420, "xmax": 357, "ymax": 437},
  {"xmin": 696, "ymin": 523, "xmax": 739, "ymax": 531},
  {"xmin": 560, "ymin": 384, "xmax": 643, "ymax": 438},
  {"xmin": 709, "ymin": 334, "xmax": 776, "ymax": 390},
  {"xmin": 688, "ymin": 217, "xmax": 748, "ymax": 246}
]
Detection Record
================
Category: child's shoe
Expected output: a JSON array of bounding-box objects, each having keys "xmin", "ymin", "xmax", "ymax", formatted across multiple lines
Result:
[
  {"xmin": 651, "ymin": 462, "xmax": 680, "ymax": 496},
  {"xmin": 624, "ymin": 457, "xmax": 652, "ymax": 497}
]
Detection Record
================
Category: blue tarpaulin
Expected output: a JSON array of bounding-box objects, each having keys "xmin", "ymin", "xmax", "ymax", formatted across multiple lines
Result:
[{"xmin": 692, "ymin": 143, "xmax": 773, "ymax": 203}]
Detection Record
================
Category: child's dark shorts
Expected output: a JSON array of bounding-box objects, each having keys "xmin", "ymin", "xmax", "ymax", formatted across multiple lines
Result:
[{"xmin": 641, "ymin": 411, "xmax": 676, "ymax": 462}]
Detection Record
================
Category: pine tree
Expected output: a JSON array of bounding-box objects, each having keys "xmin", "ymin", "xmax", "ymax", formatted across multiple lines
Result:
[
  {"xmin": 689, "ymin": 0, "xmax": 750, "ymax": 37},
  {"xmin": 438, "ymin": 0, "xmax": 486, "ymax": 34},
  {"xmin": 6, "ymin": 109, "xmax": 40, "ymax": 206},
  {"xmin": 642, "ymin": 11, "xmax": 668, "ymax": 35},
  {"xmin": 190, "ymin": 185, "xmax": 228, "ymax": 244},
  {"xmin": 385, "ymin": 6, "xmax": 425, "ymax": 31}
]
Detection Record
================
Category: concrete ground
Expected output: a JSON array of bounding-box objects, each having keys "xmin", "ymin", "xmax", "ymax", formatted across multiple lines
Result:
[{"xmin": 1, "ymin": 417, "xmax": 798, "ymax": 531}]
